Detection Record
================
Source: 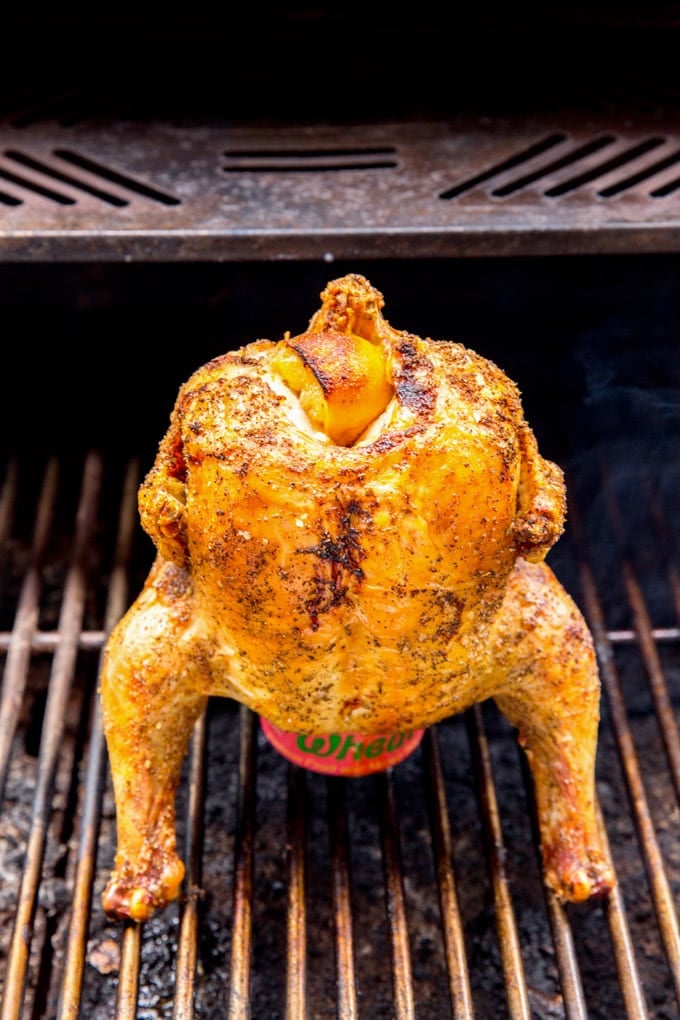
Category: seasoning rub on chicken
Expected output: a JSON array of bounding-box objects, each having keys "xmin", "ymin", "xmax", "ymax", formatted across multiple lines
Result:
[{"xmin": 101, "ymin": 273, "xmax": 616, "ymax": 922}]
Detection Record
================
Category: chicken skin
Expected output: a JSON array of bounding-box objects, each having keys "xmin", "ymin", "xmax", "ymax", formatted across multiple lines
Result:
[{"xmin": 101, "ymin": 273, "xmax": 615, "ymax": 922}]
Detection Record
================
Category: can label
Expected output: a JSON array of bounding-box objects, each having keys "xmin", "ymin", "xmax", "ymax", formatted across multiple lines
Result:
[{"xmin": 260, "ymin": 717, "xmax": 425, "ymax": 776}]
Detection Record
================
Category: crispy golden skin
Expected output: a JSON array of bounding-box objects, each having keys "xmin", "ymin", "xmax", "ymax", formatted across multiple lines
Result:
[{"xmin": 101, "ymin": 273, "xmax": 615, "ymax": 922}]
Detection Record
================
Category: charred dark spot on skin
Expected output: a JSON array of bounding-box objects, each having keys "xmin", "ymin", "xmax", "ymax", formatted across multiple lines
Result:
[
  {"xmin": 298, "ymin": 500, "xmax": 370, "ymax": 630},
  {"xmin": 396, "ymin": 377, "xmax": 435, "ymax": 413},
  {"xmin": 371, "ymin": 424, "xmax": 421, "ymax": 453},
  {"xmin": 394, "ymin": 336, "xmax": 436, "ymax": 413},
  {"xmin": 434, "ymin": 590, "xmax": 464, "ymax": 642}
]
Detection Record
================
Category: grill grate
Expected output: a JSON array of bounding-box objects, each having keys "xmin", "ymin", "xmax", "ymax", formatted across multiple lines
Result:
[{"xmin": 0, "ymin": 449, "xmax": 678, "ymax": 1018}]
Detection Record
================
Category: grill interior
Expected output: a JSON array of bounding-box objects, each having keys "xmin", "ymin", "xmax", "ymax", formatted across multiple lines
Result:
[
  {"xmin": 1, "ymin": 7, "xmax": 680, "ymax": 1020},
  {"xmin": 0, "ymin": 256, "xmax": 678, "ymax": 1019}
]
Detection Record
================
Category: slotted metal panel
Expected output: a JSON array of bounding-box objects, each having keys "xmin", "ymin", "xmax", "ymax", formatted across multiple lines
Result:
[{"xmin": 0, "ymin": 114, "xmax": 680, "ymax": 261}]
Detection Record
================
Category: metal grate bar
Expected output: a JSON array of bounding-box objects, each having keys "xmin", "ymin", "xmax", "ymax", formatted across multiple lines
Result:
[
  {"xmin": 543, "ymin": 892, "xmax": 588, "ymax": 1019},
  {"xmin": 227, "ymin": 705, "xmax": 257, "ymax": 1019},
  {"xmin": 0, "ymin": 458, "xmax": 58, "ymax": 801},
  {"xmin": 0, "ymin": 631, "xmax": 106, "ymax": 652},
  {"xmin": 286, "ymin": 764, "xmax": 308, "ymax": 1020},
  {"xmin": 327, "ymin": 777, "xmax": 359, "ymax": 1020},
  {"xmin": 467, "ymin": 704, "xmax": 532, "ymax": 1019},
  {"xmin": 516, "ymin": 748, "xmax": 593, "ymax": 1019},
  {"xmin": 602, "ymin": 474, "xmax": 680, "ymax": 801},
  {"xmin": 57, "ymin": 458, "xmax": 140, "ymax": 1020},
  {"xmin": 173, "ymin": 708, "xmax": 209, "ymax": 1020},
  {"xmin": 574, "ymin": 512, "xmax": 680, "ymax": 1008},
  {"xmin": 115, "ymin": 923, "xmax": 141, "ymax": 1018},
  {"xmin": 423, "ymin": 727, "xmax": 474, "ymax": 1019},
  {"xmin": 621, "ymin": 559, "xmax": 680, "ymax": 799},
  {"xmin": 607, "ymin": 627, "xmax": 680, "ymax": 643},
  {"xmin": 379, "ymin": 769, "xmax": 415, "ymax": 1020},
  {"xmin": 0, "ymin": 452, "xmax": 102, "ymax": 1020},
  {"xmin": 596, "ymin": 802, "xmax": 650, "ymax": 1019},
  {"xmin": 107, "ymin": 467, "xmax": 144, "ymax": 1020},
  {"xmin": 106, "ymin": 481, "xmax": 145, "ymax": 1020},
  {"xmin": 2, "ymin": 626, "xmax": 675, "ymax": 655}
]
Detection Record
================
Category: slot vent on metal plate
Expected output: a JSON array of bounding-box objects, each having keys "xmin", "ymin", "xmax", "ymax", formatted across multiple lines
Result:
[
  {"xmin": 0, "ymin": 149, "xmax": 181, "ymax": 207},
  {"xmin": 491, "ymin": 135, "xmax": 617, "ymax": 196},
  {"xmin": 0, "ymin": 189, "xmax": 21, "ymax": 207},
  {"xmin": 223, "ymin": 146, "xmax": 398, "ymax": 173},
  {"xmin": 0, "ymin": 162, "xmax": 75, "ymax": 206},
  {"xmin": 545, "ymin": 137, "xmax": 667, "ymax": 196},
  {"xmin": 438, "ymin": 133, "xmax": 569, "ymax": 198},
  {"xmin": 602, "ymin": 149, "xmax": 680, "ymax": 197},
  {"xmin": 651, "ymin": 174, "xmax": 680, "ymax": 197},
  {"xmin": 54, "ymin": 149, "xmax": 181, "ymax": 205},
  {"xmin": 441, "ymin": 133, "xmax": 680, "ymax": 200},
  {"xmin": 3, "ymin": 151, "xmax": 128, "ymax": 207}
]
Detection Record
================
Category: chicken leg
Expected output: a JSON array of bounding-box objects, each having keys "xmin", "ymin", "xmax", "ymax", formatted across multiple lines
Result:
[
  {"xmin": 101, "ymin": 559, "xmax": 208, "ymax": 922},
  {"xmin": 489, "ymin": 558, "xmax": 614, "ymax": 901}
]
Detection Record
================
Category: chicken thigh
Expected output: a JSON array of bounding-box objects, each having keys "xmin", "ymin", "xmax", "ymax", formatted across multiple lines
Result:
[{"xmin": 101, "ymin": 273, "xmax": 615, "ymax": 922}]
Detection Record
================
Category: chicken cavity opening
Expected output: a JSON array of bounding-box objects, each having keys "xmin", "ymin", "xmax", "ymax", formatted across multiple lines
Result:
[{"xmin": 269, "ymin": 329, "xmax": 394, "ymax": 446}]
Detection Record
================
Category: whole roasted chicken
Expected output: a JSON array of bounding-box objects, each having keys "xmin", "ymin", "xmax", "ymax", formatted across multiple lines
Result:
[{"xmin": 101, "ymin": 273, "xmax": 615, "ymax": 922}]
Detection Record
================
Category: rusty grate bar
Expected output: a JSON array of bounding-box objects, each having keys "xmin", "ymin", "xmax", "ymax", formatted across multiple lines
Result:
[
  {"xmin": 227, "ymin": 705, "xmax": 257, "ymax": 1020},
  {"xmin": 378, "ymin": 768, "xmax": 415, "ymax": 1020},
  {"xmin": 172, "ymin": 708, "xmax": 208, "ymax": 1020},
  {"xmin": 513, "ymin": 750, "xmax": 592, "ymax": 1020},
  {"xmin": 596, "ymin": 802, "xmax": 649, "ymax": 1020},
  {"xmin": 286, "ymin": 763, "xmax": 307, "ymax": 1020},
  {"xmin": 467, "ymin": 705, "xmax": 532, "ymax": 1019},
  {"xmin": 423, "ymin": 727, "xmax": 474, "ymax": 1019},
  {"xmin": 115, "ymin": 923, "xmax": 141, "ymax": 1019},
  {"xmin": 517, "ymin": 744, "xmax": 645, "ymax": 1020},
  {"xmin": 327, "ymin": 777, "xmax": 359, "ymax": 1020},
  {"xmin": 541, "ymin": 889, "xmax": 589, "ymax": 1020},
  {"xmin": 56, "ymin": 458, "xmax": 140, "ymax": 1020},
  {"xmin": 1, "ymin": 627, "xmax": 676, "ymax": 655}
]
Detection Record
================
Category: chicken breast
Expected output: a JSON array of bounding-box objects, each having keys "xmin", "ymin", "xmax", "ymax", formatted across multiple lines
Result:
[{"xmin": 101, "ymin": 273, "xmax": 615, "ymax": 922}]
